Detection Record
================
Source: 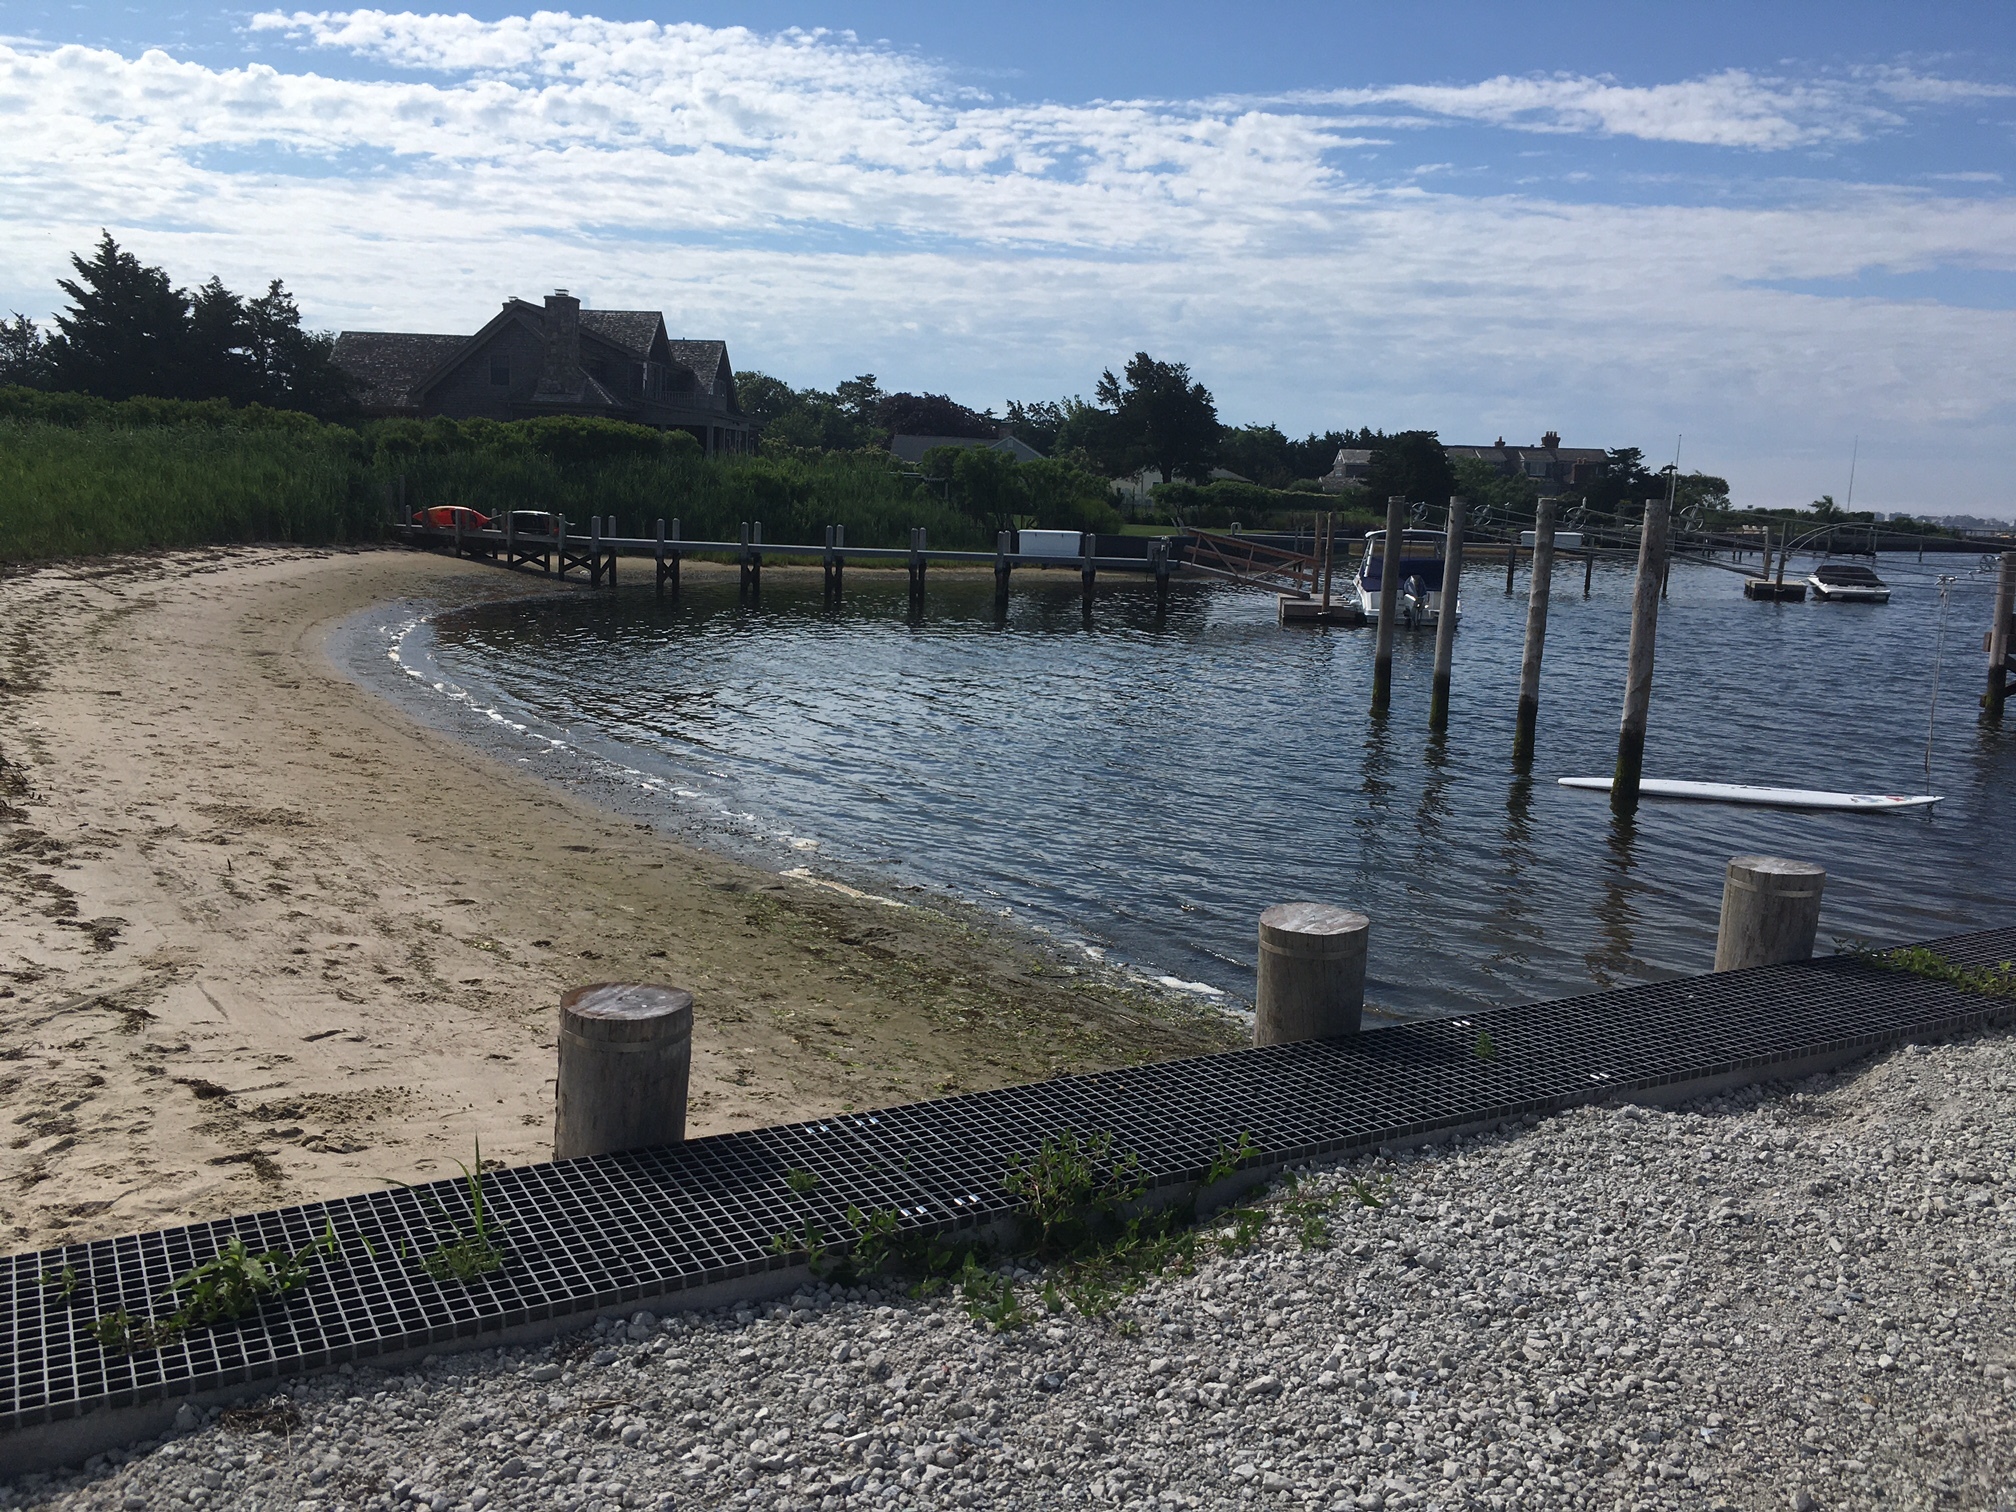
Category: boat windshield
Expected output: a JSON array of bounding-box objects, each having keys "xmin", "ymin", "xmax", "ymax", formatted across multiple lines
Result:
[
  {"xmin": 1814, "ymin": 563, "xmax": 1884, "ymax": 585},
  {"xmin": 1359, "ymin": 530, "xmax": 1448, "ymax": 592}
]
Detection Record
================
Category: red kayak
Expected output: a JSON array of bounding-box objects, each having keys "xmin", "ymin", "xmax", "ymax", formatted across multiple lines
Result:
[{"xmin": 413, "ymin": 505, "xmax": 491, "ymax": 530}]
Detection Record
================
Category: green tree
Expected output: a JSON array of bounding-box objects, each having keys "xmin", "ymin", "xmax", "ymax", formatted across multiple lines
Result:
[
  {"xmin": 876, "ymin": 391, "xmax": 995, "ymax": 441},
  {"xmin": 1810, "ymin": 492, "xmax": 1845, "ymax": 522},
  {"xmin": 1363, "ymin": 430, "xmax": 1455, "ymax": 507},
  {"xmin": 1002, "ymin": 396, "xmax": 1093, "ymax": 456},
  {"xmin": 0, "ymin": 314, "xmax": 51, "ymax": 389},
  {"xmin": 1094, "ymin": 352, "xmax": 1220, "ymax": 484},
  {"xmin": 46, "ymin": 233, "xmax": 193, "ymax": 400},
  {"xmin": 1450, "ymin": 454, "xmax": 1539, "ymax": 518}
]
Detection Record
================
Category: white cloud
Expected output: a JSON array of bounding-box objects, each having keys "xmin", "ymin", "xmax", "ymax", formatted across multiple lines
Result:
[{"xmin": 0, "ymin": 13, "xmax": 2013, "ymax": 510}]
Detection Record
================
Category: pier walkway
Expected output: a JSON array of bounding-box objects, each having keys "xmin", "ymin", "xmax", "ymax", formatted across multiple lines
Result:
[{"xmin": 5, "ymin": 926, "xmax": 2014, "ymax": 1468}]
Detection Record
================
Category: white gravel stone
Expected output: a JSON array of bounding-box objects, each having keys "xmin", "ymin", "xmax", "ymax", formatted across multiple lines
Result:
[{"xmin": 6, "ymin": 1032, "xmax": 2016, "ymax": 1511}]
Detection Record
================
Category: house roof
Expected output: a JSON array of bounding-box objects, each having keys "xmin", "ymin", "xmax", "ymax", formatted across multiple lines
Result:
[
  {"xmin": 890, "ymin": 434, "xmax": 1046, "ymax": 464},
  {"xmin": 665, "ymin": 340, "xmax": 728, "ymax": 390},
  {"xmin": 330, "ymin": 332, "xmax": 468, "ymax": 410},
  {"xmin": 579, "ymin": 310, "xmax": 665, "ymax": 358},
  {"xmin": 1447, "ymin": 444, "xmax": 1609, "ymax": 464}
]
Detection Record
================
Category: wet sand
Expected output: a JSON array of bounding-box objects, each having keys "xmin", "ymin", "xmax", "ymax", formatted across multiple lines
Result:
[{"xmin": 0, "ymin": 546, "xmax": 1238, "ymax": 1253}]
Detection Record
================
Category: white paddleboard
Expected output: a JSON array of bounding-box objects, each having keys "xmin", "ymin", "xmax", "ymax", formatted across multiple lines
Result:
[{"xmin": 1557, "ymin": 777, "xmax": 1941, "ymax": 812}]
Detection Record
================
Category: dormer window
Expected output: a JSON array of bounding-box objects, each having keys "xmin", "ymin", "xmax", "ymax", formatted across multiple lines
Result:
[{"xmin": 489, "ymin": 358, "xmax": 510, "ymax": 386}]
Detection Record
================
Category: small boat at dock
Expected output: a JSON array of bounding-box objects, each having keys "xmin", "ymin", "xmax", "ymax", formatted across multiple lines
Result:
[
  {"xmin": 1357, "ymin": 529, "xmax": 1456, "ymax": 628},
  {"xmin": 1807, "ymin": 562, "xmax": 1891, "ymax": 603}
]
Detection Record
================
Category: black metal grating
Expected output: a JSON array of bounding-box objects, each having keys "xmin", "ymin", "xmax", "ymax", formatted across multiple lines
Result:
[{"xmin": 4, "ymin": 928, "xmax": 2013, "ymax": 1433}]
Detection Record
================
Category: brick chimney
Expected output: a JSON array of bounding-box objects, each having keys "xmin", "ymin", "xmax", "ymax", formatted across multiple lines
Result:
[
  {"xmin": 1541, "ymin": 430, "xmax": 1561, "ymax": 450},
  {"xmin": 541, "ymin": 289, "xmax": 582, "ymax": 392}
]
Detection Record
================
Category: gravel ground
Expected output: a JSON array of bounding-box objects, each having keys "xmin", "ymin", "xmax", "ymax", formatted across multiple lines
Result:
[{"xmin": 7, "ymin": 1030, "xmax": 2014, "ymax": 1512}]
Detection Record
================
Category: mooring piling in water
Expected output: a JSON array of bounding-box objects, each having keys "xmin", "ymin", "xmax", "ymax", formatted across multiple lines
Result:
[
  {"xmin": 1714, "ymin": 857, "xmax": 1825, "ymax": 971},
  {"xmin": 1081, "ymin": 530, "xmax": 1098, "ymax": 620},
  {"xmin": 1253, "ymin": 902, "xmax": 1368, "ymax": 1045},
  {"xmin": 1371, "ymin": 495, "xmax": 1406, "ymax": 713},
  {"xmin": 1611, "ymin": 497, "xmax": 1670, "ymax": 815},
  {"xmin": 1986, "ymin": 551, "xmax": 2016, "ymax": 721},
  {"xmin": 655, "ymin": 518, "xmax": 680, "ymax": 598},
  {"xmin": 823, "ymin": 524, "xmax": 846, "ymax": 599},
  {"xmin": 994, "ymin": 531, "xmax": 1012, "ymax": 617},
  {"xmin": 737, "ymin": 521, "xmax": 763, "ymax": 600},
  {"xmin": 1428, "ymin": 497, "xmax": 1466, "ymax": 731},
  {"xmin": 1504, "ymin": 532, "xmax": 1518, "ymax": 593},
  {"xmin": 907, "ymin": 527, "xmax": 927, "ymax": 614},
  {"xmin": 553, "ymin": 982, "xmax": 693, "ymax": 1161},
  {"xmin": 1153, "ymin": 536, "xmax": 1173, "ymax": 615},
  {"xmin": 1513, "ymin": 495, "xmax": 1558, "ymax": 763}
]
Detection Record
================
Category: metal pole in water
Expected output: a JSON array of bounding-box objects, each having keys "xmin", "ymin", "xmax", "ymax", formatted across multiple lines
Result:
[
  {"xmin": 1714, "ymin": 857, "xmax": 1825, "ymax": 971},
  {"xmin": 1370, "ymin": 495, "xmax": 1406, "ymax": 713},
  {"xmin": 1428, "ymin": 497, "xmax": 1466, "ymax": 731},
  {"xmin": 1987, "ymin": 551, "xmax": 2016, "ymax": 721},
  {"xmin": 1611, "ymin": 497, "xmax": 1670, "ymax": 815},
  {"xmin": 1512, "ymin": 496, "xmax": 1557, "ymax": 762}
]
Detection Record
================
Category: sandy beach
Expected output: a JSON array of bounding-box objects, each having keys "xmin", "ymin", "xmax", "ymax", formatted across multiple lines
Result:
[{"xmin": 0, "ymin": 546, "xmax": 1238, "ymax": 1253}]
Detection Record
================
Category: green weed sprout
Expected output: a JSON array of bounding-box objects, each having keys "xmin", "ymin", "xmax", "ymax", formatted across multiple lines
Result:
[{"xmin": 384, "ymin": 1139, "xmax": 505, "ymax": 1283}]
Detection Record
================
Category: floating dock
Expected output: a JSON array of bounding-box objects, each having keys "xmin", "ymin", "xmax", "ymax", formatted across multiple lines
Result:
[{"xmin": 5, "ymin": 927, "xmax": 2013, "ymax": 1470}]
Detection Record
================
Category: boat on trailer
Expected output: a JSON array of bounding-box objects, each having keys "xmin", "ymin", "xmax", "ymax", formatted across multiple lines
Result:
[
  {"xmin": 1807, "ymin": 561, "xmax": 1891, "ymax": 603},
  {"xmin": 1357, "ymin": 529, "xmax": 1457, "ymax": 628}
]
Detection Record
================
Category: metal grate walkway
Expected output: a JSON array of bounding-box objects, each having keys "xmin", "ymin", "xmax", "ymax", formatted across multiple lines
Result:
[{"xmin": 5, "ymin": 929, "xmax": 2014, "ymax": 1438}]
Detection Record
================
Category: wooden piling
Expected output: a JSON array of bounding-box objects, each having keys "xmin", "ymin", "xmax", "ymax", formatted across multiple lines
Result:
[
  {"xmin": 1371, "ymin": 495, "xmax": 1406, "ymax": 713},
  {"xmin": 1987, "ymin": 551, "xmax": 2016, "ymax": 720},
  {"xmin": 1428, "ymin": 497, "xmax": 1466, "ymax": 731},
  {"xmin": 908, "ymin": 527, "xmax": 927, "ymax": 613},
  {"xmin": 1611, "ymin": 497, "xmax": 1670, "ymax": 815},
  {"xmin": 553, "ymin": 982, "xmax": 693, "ymax": 1160},
  {"xmin": 995, "ymin": 530, "xmax": 1012, "ymax": 617},
  {"xmin": 1504, "ymin": 533, "xmax": 1518, "ymax": 593},
  {"xmin": 1253, "ymin": 903, "xmax": 1368, "ymax": 1045},
  {"xmin": 1583, "ymin": 545, "xmax": 1594, "ymax": 596},
  {"xmin": 589, "ymin": 515, "xmax": 603, "ymax": 586},
  {"xmin": 1714, "ymin": 857, "xmax": 1825, "ymax": 971},
  {"xmin": 1513, "ymin": 496, "xmax": 1558, "ymax": 763},
  {"xmin": 1153, "ymin": 537, "xmax": 1172, "ymax": 615},
  {"xmin": 1081, "ymin": 530, "xmax": 1097, "ymax": 620},
  {"xmin": 555, "ymin": 513, "xmax": 570, "ymax": 580}
]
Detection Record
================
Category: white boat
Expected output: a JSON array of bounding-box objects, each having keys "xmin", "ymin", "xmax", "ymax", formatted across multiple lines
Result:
[
  {"xmin": 1357, "ymin": 529, "xmax": 1458, "ymax": 628},
  {"xmin": 1807, "ymin": 561, "xmax": 1890, "ymax": 603},
  {"xmin": 1557, "ymin": 777, "xmax": 1940, "ymax": 811}
]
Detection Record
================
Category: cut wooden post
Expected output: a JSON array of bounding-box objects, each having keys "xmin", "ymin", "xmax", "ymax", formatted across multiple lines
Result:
[
  {"xmin": 1504, "ymin": 533, "xmax": 1518, "ymax": 593},
  {"xmin": 908, "ymin": 527, "xmax": 927, "ymax": 613},
  {"xmin": 555, "ymin": 513, "xmax": 570, "ymax": 580},
  {"xmin": 1370, "ymin": 495, "xmax": 1406, "ymax": 712},
  {"xmin": 832, "ymin": 523, "xmax": 845, "ymax": 597},
  {"xmin": 1513, "ymin": 495, "xmax": 1558, "ymax": 762},
  {"xmin": 553, "ymin": 982, "xmax": 693, "ymax": 1160},
  {"xmin": 654, "ymin": 518, "xmax": 666, "ymax": 598},
  {"xmin": 1153, "ymin": 537, "xmax": 1172, "ymax": 615},
  {"xmin": 589, "ymin": 515, "xmax": 602, "ymax": 586},
  {"xmin": 1987, "ymin": 551, "xmax": 2016, "ymax": 720},
  {"xmin": 1081, "ymin": 530, "xmax": 1097, "ymax": 619},
  {"xmin": 607, "ymin": 514, "xmax": 617, "ymax": 587},
  {"xmin": 1253, "ymin": 903, "xmax": 1369, "ymax": 1045},
  {"xmin": 1583, "ymin": 545, "xmax": 1594, "ymax": 596},
  {"xmin": 1714, "ymin": 857, "xmax": 1826, "ymax": 971},
  {"xmin": 1612, "ymin": 497, "xmax": 1671, "ymax": 815},
  {"xmin": 1428, "ymin": 497, "xmax": 1466, "ymax": 731}
]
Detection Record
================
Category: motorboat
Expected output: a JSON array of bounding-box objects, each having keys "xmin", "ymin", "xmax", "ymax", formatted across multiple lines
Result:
[
  {"xmin": 1807, "ymin": 561, "xmax": 1890, "ymax": 603},
  {"xmin": 1356, "ymin": 529, "xmax": 1457, "ymax": 628}
]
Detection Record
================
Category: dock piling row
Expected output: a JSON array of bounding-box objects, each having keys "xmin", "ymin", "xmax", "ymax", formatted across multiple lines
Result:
[
  {"xmin": 1428, "ymin": 497, "xmax": 1466, "ymax": 732},
  {"xmin": 1612, "ymin": 497, "xmax": 1671, "ymax": 815},
  {"xmin": 1513, "ymin": 496, "xmax": 1558, "ymax": 763}
]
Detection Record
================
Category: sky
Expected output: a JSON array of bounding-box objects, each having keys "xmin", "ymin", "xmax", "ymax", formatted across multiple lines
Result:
[{"xmin": 3, "ymin": 2, "xmax": 2014, "ymax": 514}]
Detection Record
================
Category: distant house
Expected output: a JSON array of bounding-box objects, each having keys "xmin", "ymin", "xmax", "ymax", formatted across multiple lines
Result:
[
  {"xmin": 1114, "ymin": 465, "xmax": 1251, "ymax": 504},
  {"xmin": 1444, "ymin": 432, "xmax": 1608, "ymax": 490},
  {"xmin": 889, "ymin": 433, "xmax": 1046, "ymax": 465},
  {"xmin": 1321, "ymin": 432, "xmax": 1610, "ymax": 495},
  {"xmin": 333, "ymin": 290, "xmax": 752, "ymax": 455},
  {"xmin": 1318, "ymin": 449, "xmax": 1373, "ymax": 493}
]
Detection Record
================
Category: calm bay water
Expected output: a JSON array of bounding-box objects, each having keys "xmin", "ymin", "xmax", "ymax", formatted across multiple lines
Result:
[{"xmin": 373, "ymin": 550, "xmax": 2016, "ymax": 1019}]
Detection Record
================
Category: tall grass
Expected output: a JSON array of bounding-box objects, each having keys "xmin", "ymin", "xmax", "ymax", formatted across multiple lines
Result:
[
  {"xmin": 390, "ymin": 448, "xmax": 988, "ymax": 550},
  {"xmin": 0, "ymin": 400, "xmax": 992, "ymax": 564},
  {"xmin": 0, "ymin": 421, "xmax": 379, "ymax": 563}
]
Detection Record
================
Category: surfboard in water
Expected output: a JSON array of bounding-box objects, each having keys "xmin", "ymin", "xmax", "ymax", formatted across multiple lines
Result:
[{"xmin": 1557, "ymin": 777, "xmax": 1942, "ymax": 812}]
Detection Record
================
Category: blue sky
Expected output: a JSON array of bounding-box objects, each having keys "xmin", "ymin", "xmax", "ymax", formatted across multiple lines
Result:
[{"xmin": 3, "ymin": 3, "xmax": 2013, "ymax": 512}]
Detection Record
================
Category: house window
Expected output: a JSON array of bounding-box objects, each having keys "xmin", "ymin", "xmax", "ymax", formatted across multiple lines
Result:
[{"xmin": 489, "ymin": 358, "xmax": 510, "ymax": 387}]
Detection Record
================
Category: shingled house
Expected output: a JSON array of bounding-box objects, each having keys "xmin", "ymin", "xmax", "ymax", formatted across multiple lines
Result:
[
  {"xmin": 1443, "ymin": 432, "xmax": 1608, "ymax": 489},
  {"xmin": 333, "ymin": 291, "xmax": 752, "ymax": 455}
]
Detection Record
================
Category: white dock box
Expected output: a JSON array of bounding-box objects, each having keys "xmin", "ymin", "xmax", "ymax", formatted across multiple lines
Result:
[
  {"xmin": 1018, "ymin": 529, "xmax": 1085, "ymax": 559},
  {"xmin": 1521, "ymin": 530, "xmax": 1583, "ymax": 550}
]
